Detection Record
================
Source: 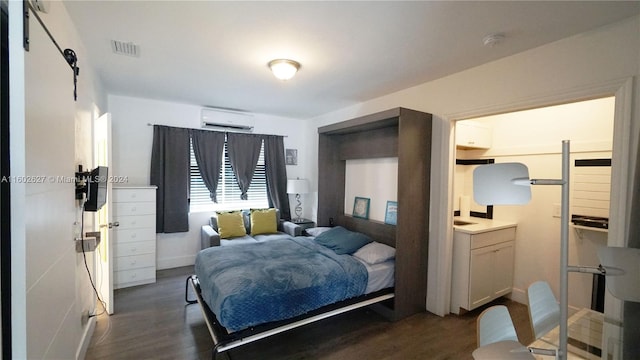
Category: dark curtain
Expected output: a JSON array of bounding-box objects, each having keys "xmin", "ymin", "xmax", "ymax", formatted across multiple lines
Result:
[
  {"xmin": 263, "ymin": 135, "xmax": 291, "ymax": 220},
  {"xmin": 191, "ymin": 130, "xmax": 225, "ymax": 202},
  {"xmin": 150, "ymin": 125, "xmax": 190, "ymax": 233},
  {"xmin": 226, "ymin": 133, "xmax": 263, "ymax": 200}
]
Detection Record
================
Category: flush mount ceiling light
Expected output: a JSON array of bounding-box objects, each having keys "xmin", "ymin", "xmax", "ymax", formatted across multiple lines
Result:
[{"xmin": 268, "ymin": 59, "xmax": 300, "ymax": 81}]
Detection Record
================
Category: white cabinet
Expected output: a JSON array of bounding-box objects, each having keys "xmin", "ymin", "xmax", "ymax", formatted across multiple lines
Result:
[
  {"xmin": 112, "ymin": 186, "xmax": 157, "ymax": 289},
  {"xmin": 451, "ymin": 225, "xmax": 516, "ymax": 314},
  {"xmin": 456, "ymin": 121, "xmax": 492, "ymax": 149}
]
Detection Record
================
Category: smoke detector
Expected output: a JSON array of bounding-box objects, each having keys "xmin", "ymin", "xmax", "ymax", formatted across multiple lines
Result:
[{"xmin": 482, "ymin": 33, "xmax": 505, "ymax": 47}]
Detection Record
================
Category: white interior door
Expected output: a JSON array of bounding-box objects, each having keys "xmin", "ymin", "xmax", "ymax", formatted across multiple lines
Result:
[{"xmin": 95, "ymin": 113, "xmax": 113, "ymax": 314}]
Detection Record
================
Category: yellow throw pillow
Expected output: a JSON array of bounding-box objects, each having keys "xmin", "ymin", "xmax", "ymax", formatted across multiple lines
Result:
[
  {"xmin": 250, "ymin": 208, "xmax": 277, "ymax": 235},
  {"xmin": 216, "ymin": 211, "xmax": 247, "ymax": 239}
]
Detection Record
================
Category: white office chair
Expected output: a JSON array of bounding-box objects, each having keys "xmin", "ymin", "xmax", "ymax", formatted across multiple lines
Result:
[
  {"xmin": 476, "ymin": 305, "xmax": 519, "ymax": 347},
  {"xmin": 527, "ymin": 281, "xmax": 560, "ymax": 340}
]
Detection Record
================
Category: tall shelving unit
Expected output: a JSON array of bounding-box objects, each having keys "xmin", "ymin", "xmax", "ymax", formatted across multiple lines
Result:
[{"xmin": 317, "ymin": 107, "xmax": 432, "ymax": 320}]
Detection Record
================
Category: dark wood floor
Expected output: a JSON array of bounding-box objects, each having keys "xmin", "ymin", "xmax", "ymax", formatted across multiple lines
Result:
[{"xmin": 86, "ymin": 266, "xmax": 534, "ymax": 360}]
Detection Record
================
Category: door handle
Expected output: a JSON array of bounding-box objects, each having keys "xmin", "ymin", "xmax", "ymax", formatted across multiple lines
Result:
[{"xmin": 107, "ymin": 222, "xmax": 120, "ymax": 229}]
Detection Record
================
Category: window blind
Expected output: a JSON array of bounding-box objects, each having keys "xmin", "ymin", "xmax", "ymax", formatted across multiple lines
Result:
[{"xmin": 190, "ymin": 139, "xmax": 268, "ymax": 212}]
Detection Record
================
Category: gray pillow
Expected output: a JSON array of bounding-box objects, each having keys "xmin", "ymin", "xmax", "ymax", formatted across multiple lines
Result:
[
  {"xmin": 314, "ymin": 226, "xmax": 372, "ymax": 255},
  {"xmin": 305, "ymin": 227, "xmax": 332, "ymax": 237}
]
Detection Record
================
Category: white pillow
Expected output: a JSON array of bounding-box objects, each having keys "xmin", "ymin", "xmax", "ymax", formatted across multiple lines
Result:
[
  {"xmin": 305, "ymin": 227, "xmax": 332, "ymax": 237},
  {"xmin": 353, "ymin": 242, "xmax": 396, "ymax": 265}
]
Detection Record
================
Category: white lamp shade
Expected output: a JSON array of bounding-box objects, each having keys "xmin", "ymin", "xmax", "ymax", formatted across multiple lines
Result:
[
  {"xmin": 473, "ymin": 163, "xmax": 532, "ymax": 206},
  {"xmin": 598, "ymin": 246, "xmax": 640, "ymax": 303},
  {"xmin": 287, "ymin": 179, "xmax": 309, "ymax": 194}
]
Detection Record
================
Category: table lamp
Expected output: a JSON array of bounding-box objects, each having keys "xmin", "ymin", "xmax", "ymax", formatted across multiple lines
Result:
[{"xmin": 287, "ymin": 178, "xmax": 309, "ymax": 222}]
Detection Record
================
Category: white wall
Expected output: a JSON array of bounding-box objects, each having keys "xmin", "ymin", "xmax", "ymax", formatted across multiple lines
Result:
[
  {"xmin": 107, "ymin": 95, "xmax": 312, "ymax": 269},
  {"xmin": 10, "ymin": 1, "xmax": 106, "ymax": 358},
  {"xmin": 308, "ymin": 16, "xmax": 640, "ymax": 316},
  {"xmin": 344, "ymin": 158, "xmax": 398, "ymax": 222},
  {"xmin": 458, "ymin": 97, "xmax": 614, "ymax": 310}
]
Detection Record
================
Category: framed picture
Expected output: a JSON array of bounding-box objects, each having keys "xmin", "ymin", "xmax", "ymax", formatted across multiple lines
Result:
[
  {"xmin": 352, "ymin": 197, "xmax": 370, "ymax": 219},
  {"xmin": 285, "ymin": 148, "xmax": 298, "ymax": 165},
  {"xmin": 385, "ymin": 201, "xmax": 398, "ymax": 225}
]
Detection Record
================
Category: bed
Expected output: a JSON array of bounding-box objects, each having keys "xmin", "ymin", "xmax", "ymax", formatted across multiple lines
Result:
[{"xmin": 186, "ymin": 227, "xmax": 395, "ymax": 358}]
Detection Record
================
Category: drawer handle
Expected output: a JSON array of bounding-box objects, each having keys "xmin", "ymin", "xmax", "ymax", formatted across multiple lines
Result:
[
  {"xmin": 131, "ymin": 233, "xmax": 137, "ymax": 239},
  {"xmin": 130, "ymin": 260, "xmax": 137, "ymax": 265},
  {"xmin": 131, "ymin": 273, "xmax": 137, "ymax": 279},
  {"xmin": 131, "ymin": 207, "xmax": 137, "ymax": 212},
  {"xmin": 131, "ymin": 248, "xmax": 137, "ymax": 252}
]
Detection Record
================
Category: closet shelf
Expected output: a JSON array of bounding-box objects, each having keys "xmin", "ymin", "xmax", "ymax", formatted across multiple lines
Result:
[{"xmin": 571, "ymin": 224, "xmax": 608, "ymax": 233}]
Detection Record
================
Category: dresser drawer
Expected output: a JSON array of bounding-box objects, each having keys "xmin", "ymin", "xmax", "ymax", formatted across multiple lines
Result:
[
  {"xmin": 114, "ymin": 214, "xmax": 155, "ymax": 230},
  {"xmin": 114, "ymin": 228, "xmax": 155, "ymax": 244},
  {"xmin": 115, "ymin": 240, "xmax": 155, "ymax": 257},
  {"xmin": 113, "ymin": 201, "xmax": 156, "ymax": 216},
  {"xmin": 114, "ymin": 253, "xmax": 155, "ymax": 271},
  {"xmin": 114, "ymin": 267, "xmax": 156, "ymax": 288},
  {"xmin": 113, "ymin": 188, "xmax": 156, "ymax": 203}
]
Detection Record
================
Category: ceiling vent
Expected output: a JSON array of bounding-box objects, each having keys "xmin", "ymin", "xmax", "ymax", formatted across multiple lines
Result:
[
  {"xmin": 111, "ymin": 40, "xmax": 140, "ymax": 57},
  {"xmin": 201, "ymin": 108, "xmax": 255, "ymax": 132}
]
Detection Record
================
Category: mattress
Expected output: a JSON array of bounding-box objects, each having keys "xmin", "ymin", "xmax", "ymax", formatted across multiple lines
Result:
[
  {"xmin": 195, "ymin": 236, "xmax": 369, "ymax": 332},
  {"xmin": 356, "ymin": 258, "xmax": 395, "ymax": 294}
]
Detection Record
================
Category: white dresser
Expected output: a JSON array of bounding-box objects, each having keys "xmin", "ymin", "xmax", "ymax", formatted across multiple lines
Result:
[{"xmin": 112, "ymin": 186, "xmax": 157, "ymax": 289}]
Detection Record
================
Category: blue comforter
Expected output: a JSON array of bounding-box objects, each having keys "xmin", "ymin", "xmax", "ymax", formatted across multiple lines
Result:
[{"xmin": 194, "ymin": 236, "xmax": 368, "ymax": 332}]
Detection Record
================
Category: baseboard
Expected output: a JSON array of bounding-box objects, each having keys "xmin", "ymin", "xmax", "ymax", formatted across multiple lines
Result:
[
  {"xmin": 510, "ymin": 287, "xmax": 527, "ymax": 305},
  {"xmin": 157, "ymin": 254, "xmax": 195, "ymax": 270},
  {"xmin": 76, "ymin": 316, "xmax": 96, "ymax": 360}
]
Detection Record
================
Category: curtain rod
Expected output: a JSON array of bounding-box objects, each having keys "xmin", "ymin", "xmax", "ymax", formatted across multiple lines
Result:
[{"xmin": 146, "ymin": 123, "xmax": 288, "ymax": 137}]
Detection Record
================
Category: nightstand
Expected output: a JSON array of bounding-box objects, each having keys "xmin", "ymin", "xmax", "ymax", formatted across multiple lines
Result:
[{"xmin": 291, "ymin": 218, "xmax": 315, "ymax": 233}]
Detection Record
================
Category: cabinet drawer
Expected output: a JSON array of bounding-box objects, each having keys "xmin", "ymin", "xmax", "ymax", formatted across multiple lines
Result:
[
  {"xmin": 114, "ymin": 228, "xmax": 155, "ymax": 244},
  {"xmin": 114, "ymin": 214, "xmax": 155, "ymax": 230},
  {"xmin": 113, "ymin": 188, "xmax": 156, "ymax": 203},
  {"xmin": 114, "ymin": 267, "xmax": 155, "ymax": 287},
  {"xmin": 114, "ymin": 253, "xmax": 155, "ymax": 271},
  {"xmin": 113, "ymin": 202, "xmax": 156, "ymax": 216},
  {"xmin": 470, "ymin": 227, "xmax": 516, "ymax": 249},
  {"xmin": 115, "ymin": 240, "xmax": 155, "ymax": 257}
]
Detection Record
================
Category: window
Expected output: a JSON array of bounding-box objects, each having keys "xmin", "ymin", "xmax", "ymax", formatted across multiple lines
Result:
[{"xmin": 189, "ymin": 139, "xmax": 269, "ymax": 212}]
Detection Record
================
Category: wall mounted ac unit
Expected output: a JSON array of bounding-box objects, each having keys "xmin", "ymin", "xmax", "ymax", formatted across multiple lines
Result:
[{"xmin": 201, "ymin": 108, "xmax": 255, "ymax": 132}]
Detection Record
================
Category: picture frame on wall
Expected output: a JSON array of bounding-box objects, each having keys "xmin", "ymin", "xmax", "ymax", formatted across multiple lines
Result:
[
  {"xmin": 285, "ymin": 148, "xmax": 298, "ymax": 165},
  {"xmin": 352, "ymin": 197, "xmax": 370, "ymax": 219},
  {"xmin": 384, "ymin": 201, "xmax": 398, "ymax": 225}
]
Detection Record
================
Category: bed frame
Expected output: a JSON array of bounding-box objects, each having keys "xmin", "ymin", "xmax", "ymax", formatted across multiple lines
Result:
[
  {"xmin": 185, "ymin": 107, "xmax": 431, "ymax": 358},
  {"xmin": 185, "ymin": 274, "xmax": 394, "ymax": 359},
  {"xmin": 317, "ymin": 107, "xmax": 432, "ymax": 320}
]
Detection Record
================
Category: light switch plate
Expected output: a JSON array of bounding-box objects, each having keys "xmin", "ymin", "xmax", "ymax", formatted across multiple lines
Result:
[{"xmin": 552, "ymin": 203, "xmax": 561, "ymax": 218}]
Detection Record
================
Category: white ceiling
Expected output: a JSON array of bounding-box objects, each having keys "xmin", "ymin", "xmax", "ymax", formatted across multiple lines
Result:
[{"xmin": 63, "ymin": 1, "xmax": 640, "ymax": 119}]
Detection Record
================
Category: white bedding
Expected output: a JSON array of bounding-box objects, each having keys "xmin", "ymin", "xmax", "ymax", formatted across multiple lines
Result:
[{"xmin": 354, "ymin": 257, "xmax": 395, "ymax": 294}]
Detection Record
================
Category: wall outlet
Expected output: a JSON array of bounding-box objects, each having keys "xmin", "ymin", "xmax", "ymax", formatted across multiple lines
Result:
[
  {"xmin": 552, "ymin": 203, "xmax": 561, "ymax": 218},
  {"xmin": 81, "ymin": 310, "xmax": 90, "ymax": 325}
]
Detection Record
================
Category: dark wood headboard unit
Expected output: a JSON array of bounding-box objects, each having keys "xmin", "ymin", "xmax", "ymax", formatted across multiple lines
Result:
[{"xmin": 317, "ymin": 107, "xmax": 432, "ymax": 320}]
